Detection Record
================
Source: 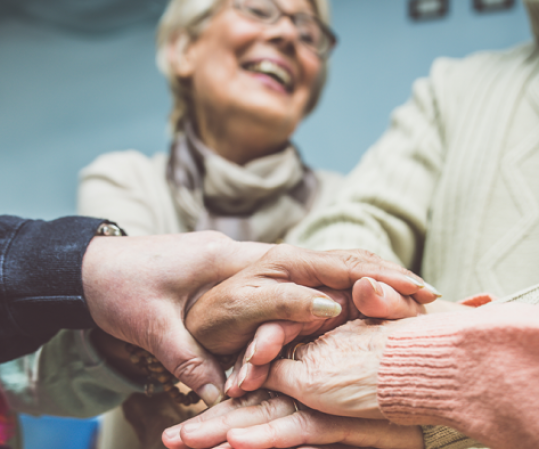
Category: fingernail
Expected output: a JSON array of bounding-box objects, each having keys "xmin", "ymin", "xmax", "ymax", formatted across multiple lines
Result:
[
  {"xmin": 425, "ymin": 282, "xmax": 442, "ymax": 297},
  {"xmin": 224, "ymin": 375, "xmax": 234, "ymax": 395},
  {"xmin": 244, "ymin": 342, "xmax": 256, "ymax": 363},
  {"xmin": 312, "ymin": 297, "xmax": 342, "ymax": 318},
  {"xmin": 405, "ymin": 275, "xmax": 425, "ymax": 288},
  {"xmin": 163, "ymin": 427, "xmax": 180, "ymax": 440},
  {"xmin": 237, "ymin": 363, "xmax": 249, "ymax": 388},
  {"xmin": 365, "ymin": 277, "xmax": 383, "ymax": 296},
  {"xmin": 197, "ymin": 384, "xmax": 223, "ymax": 407}
]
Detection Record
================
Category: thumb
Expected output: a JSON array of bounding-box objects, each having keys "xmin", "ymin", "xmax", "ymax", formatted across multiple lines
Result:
[
  {"xmin": 153, "ymin": 324, "xmax": 227, "ymax": 407},
  {"xmin": 262, "ymin": 358, "xmax": 303, "ymax": 399}
]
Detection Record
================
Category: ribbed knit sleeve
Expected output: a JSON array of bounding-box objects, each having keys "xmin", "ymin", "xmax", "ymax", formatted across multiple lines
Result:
[
  {"xmin": 290, "ymin": 61, "xmax": 446, "ymax": 269},
  {"xmin": 377, "ymin": 303, "xmax": 539, "ymax": 449}
]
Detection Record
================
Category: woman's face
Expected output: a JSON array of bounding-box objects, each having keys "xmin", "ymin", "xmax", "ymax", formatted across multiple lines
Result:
[{"xmin": 170, "ymin": 0, "xmax": 323, "ymax": 161}]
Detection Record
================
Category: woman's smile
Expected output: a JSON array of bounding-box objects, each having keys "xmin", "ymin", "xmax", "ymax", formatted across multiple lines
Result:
[
  {"xmin": 241, "ymin": 57, "xmax": 295, "ymax": 94},
  {"xmin": 167, "ymin": 0, "xmax": 323, "ymax": 163}
]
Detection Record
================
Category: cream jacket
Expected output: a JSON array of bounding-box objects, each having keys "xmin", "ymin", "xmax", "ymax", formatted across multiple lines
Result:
[{"xmin": 78, "ymin": 151, "xmax": 343, "ymax": 238}]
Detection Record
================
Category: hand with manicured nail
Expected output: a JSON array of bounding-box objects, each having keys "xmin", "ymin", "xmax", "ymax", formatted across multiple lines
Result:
[
  {"xmin": 222, "ymin": 277, "xmax": 429, "ymax": 399},
  {"xmin": 161, "ymin": 391, "xmax": 423, "ymax": 449},
  {"xmin": 185, "ymin": 244, "xmax": 437, "ymax": 361}
]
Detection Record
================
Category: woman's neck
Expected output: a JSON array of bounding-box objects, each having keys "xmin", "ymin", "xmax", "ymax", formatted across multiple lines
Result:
[{"xmin": 193, "ymin": 113, "xmax": 290, "ymax": 166}]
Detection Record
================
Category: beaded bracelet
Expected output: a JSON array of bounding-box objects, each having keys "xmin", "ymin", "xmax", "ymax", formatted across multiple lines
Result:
[
  {"xmin": 125, "ymin": 343, "xmax": 201, "ymax": 405},
  {"xmin": 125, "ymin": 344, "xmax": 238, "ymax": 406}
]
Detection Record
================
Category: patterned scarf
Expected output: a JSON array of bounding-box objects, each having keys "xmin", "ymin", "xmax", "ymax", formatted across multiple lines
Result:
[
  {"xmin": 0, "ymin": 390, "xmax": 15, "ymax": 448},
  {"xmin": 167, "ymin": 123, "xmax": 319, "ymax": 243}
]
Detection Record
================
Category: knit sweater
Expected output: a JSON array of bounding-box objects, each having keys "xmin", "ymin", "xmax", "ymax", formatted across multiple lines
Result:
[
  {"xmin": 288, "ymin": 5, "xmax": 539, "ymax": 447},
  {"xmin": 379, "ymin": 286, "xmax": 539, "ymax": 449},
  {"xmin": 288, "ymin": 40, "xmax": 539, "ymax": 301}
]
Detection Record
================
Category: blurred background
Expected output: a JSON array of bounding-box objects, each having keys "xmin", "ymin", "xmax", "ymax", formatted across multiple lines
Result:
[{"xmin": 0, "ymin": 0, "xmax": 531, "ymax": 448}]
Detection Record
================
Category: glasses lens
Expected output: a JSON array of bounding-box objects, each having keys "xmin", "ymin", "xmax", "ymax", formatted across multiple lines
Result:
[
  {"xmin": 295, "ymin": 14, "xmax": 325, "ymax": 52},
  {"xmin": 240, "ymin": 0, "xmax": 279, "ymax": 22}
]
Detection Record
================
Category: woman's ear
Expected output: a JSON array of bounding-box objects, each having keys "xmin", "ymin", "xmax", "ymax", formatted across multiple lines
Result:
[{"xmin": 167, "ymin": 33, "xmax": 197, "ymax": 79}]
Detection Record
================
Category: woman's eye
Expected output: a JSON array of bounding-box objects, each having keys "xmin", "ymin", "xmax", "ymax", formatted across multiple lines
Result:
[
  {"xmin": 243, "ymin": 0, "xmax": 276, "ymax": 20},
  {"xmin": 300, "ymin": 31, "xmax": 315, "ymax": 44},
  {"xmin": 246, "ymin": 6, "xmax": 274, "ymax": 19},
  {"xmin": 299, "ymin": 26, "xmax": 320, "ymax": 46}
]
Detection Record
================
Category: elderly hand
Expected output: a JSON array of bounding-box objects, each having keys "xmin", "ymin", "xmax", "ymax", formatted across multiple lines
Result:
[
  {"xmin": 185, "ymin": 245, "xmax": 436, "ymax": 361},
  {"xmin": 260, "ymin": 318, "xmax": 410, "ymax": 419},
  {"xmin": 211, "ymin": 276, "xmax": 427, "ymax": 398},
  {"xmin": 161, "ymin": 391, "xmax": 423, "ymax": 449},
  {"xmin": 82, "ymin": 231, "xmax": 271, "ymax": 406}
]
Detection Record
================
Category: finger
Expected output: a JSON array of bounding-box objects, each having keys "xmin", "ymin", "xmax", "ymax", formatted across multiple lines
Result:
[
  {"xmin": 247, "ymin": 321, "xmax": 304, "ymax": 366},
  {"xmin": 236, "ymin": 362, "xmax": 271, "ymax": 392},
  {"xmin": 262, "ymin": 358, "xmax": 302, "ymax": 399},
  {"xmin": 353, "ymin": 278, "xmax": 425, "ymax": 319},
  {"xmin": 260, "ymin": 245, "xmax": 435, "ymax": 300},
  {"xmin": 156, "ymin": 324, "xmax": 226, "ymax": 407},
  {"xmin": 181, "ymin": 396, "xmax": 295, "ymax": 449},
  {"xmin": 162, "ymin": 391, "xmax": 272, "ymax": 449},
  {"xmin": 227, "ymin": 412, "xmax": 423, "ymax": 449},
  {"xmin": 225, "ymin": 349, "xmax": 245, "ymax": 398},
  {"xmin": 187, "ymin": 281, "xmax": 345, "ymax": 356}
]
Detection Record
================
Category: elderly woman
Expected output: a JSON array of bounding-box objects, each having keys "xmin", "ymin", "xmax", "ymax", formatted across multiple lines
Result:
[
  {"xmin": 79, "ymin": 0, "xmax": 340, "ymax": 243},
  {"xmin": 77, "ymin": 0, "xmax": 343, "ymax": 446}
]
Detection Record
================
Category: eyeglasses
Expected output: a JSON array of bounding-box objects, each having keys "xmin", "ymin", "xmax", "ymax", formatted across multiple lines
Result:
[{"xmin": 233, "ymin": 0, "xmax": 337, "ymax": 59}]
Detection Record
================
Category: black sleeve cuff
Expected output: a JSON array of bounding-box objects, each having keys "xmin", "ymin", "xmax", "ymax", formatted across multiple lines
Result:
[{"xmin": 0, "ymin": 216, "xmax": 106, "ymax": 344}]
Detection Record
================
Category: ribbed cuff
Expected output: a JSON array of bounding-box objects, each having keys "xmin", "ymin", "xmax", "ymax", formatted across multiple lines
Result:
[{"xmin": 377, "ymin": 312, "xmax": 473, "ymax": 427}]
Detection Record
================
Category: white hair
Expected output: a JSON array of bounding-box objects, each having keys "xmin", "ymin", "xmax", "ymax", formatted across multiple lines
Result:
[{"xmin": 156, "ymin": 0, "xmax": 332, "ymax": 133}]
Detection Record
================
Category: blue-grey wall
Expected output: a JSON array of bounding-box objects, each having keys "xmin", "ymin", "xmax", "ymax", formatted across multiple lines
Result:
[{"xmin": 0, "ymin": 1, "xmax": 531, "ymax": 221}]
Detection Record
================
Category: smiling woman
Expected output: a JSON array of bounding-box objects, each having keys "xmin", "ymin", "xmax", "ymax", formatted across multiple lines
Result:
[
  {"xmin": 158, "ymin": 0, "xmax": 332, "ymax": 164},
  {"xmin": 76, "ymin": 0, "xmax": 342, "ymax": 448}
]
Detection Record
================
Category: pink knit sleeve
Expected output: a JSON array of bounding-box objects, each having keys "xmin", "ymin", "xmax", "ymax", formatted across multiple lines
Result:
[{"xmin": 377, "ymin": 303, "xmax": 539, "ymax": 449}]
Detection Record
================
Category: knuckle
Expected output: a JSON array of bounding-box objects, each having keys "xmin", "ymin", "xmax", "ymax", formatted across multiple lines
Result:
[
  {"xmin": 291, "ymin": 412, "xmax": 313, "ymax": 444},
  {"xmin": 172, "ymin": 357, "xmax": 205, "ymax": 384}
]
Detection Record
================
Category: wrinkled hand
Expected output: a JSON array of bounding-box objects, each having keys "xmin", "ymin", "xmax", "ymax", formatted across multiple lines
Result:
[
  {"xmin": 185, "ymin": 245, "xmax": 437, "ymax": 394},
  {"xmin": 82, "ymin": 231, "xmax": 270, "ymax": 406},
  {"xmin": 161, "ymin": 391, "xmax": 424, "ymax": 449},
  {"xmin": 222, "ymin": 277, "xmax": 426, "ymax": 398},
  {"xmin": 261, "ymin": 318, "xmax": 412, "ymax": 419}
]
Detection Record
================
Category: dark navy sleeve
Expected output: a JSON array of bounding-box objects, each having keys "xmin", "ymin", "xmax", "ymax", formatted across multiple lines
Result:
[{"xmin": 0, "ymin": 215, "xmax": 106, "ymax": 362}]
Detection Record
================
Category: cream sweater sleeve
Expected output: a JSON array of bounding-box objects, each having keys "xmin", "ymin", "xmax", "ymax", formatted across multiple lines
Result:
[
  {"xmin": 292, "ymin": 69, "xmax": 445, "ymax": 267},
  {"xmin": 78, "ymin": 150, "xmax": 171, "ymax": 236}
]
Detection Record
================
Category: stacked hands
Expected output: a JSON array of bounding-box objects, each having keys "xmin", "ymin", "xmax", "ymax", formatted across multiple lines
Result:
[
  {"xmin": 83, "ymin": 231, "xmax": 439, "ymax": 449},
  {"xmin": 162, "ymin": 239, "xmax": 436, "ymax": 449}
]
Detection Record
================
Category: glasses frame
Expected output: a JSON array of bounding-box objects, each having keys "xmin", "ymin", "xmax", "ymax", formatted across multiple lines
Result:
[{"xmin": 233, "ymin": 0, "xmax": 338, "ymax": 59}]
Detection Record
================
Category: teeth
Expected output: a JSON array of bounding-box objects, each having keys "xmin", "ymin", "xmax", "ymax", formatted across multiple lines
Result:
[{"xmin": 246, "ymin": 60, "xmax": 292, "ymax": 89}]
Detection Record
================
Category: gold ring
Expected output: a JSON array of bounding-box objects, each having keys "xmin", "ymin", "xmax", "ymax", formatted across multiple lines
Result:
[
  {"xmin": 285, "ymin": 342, "xmax": 306, "ymax": 413},
  {"xmin": 286, "ymin": 342, "xmax": 305, "ymax": 361}
]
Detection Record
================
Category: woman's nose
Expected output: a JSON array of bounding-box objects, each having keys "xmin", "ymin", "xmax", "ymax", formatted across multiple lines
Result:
[{"xmin": 264, "ymin": 16, "xmax": 300, "ymax": 51}]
